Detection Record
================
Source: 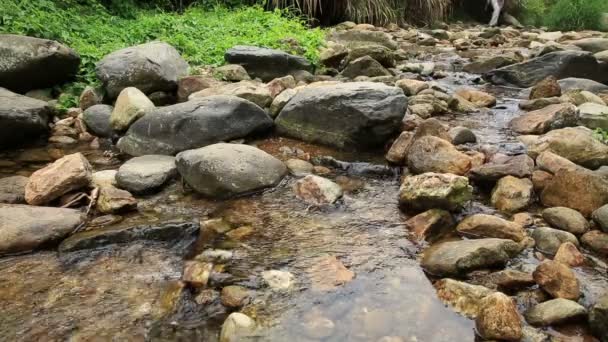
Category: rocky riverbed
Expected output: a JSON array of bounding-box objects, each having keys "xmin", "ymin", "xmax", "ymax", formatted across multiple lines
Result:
[{"xmin": 1, "ymin": 22, "xmax": 608, "ymax": 342}]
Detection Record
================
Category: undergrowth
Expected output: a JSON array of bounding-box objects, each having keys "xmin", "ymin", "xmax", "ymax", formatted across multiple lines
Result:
[{"xmin": 520, "ymin": 0, "xmax": 608, "ymax": 31}]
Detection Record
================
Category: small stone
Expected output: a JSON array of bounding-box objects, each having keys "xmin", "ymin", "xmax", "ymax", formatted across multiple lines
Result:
[
  {"xmin": 454, "ymin": 88, "xmax": 496, "ymax": 108},
  {"xmin": 195, "ymin": 289, "xmax": 219, "ymax": 305},
  {"xmin": 525, "ymin": 298, "xmax": 587, "ymax": 326},
  {"xmin": 529, "ymin": 76, "xmax": 561, "ymax": 99},
  {"xmin": 221, "ymin": 285, "xmax": 250, "ymax": 308},
  {"xmin": 220, "ymin": 312, "xmax": 255, "ymax": 342},
  {"xmin": 385, "ymin": 131, "xmax": 414, "ymax": 164},
  {"xmin": 542, "ymin": 207, "xmax": 589, "ymax": 235},
  {"xmin": 294, "ymin": 175, "xmax": 343, "ymax": 205},
  {"xmin": 435, "ymin": 278, "xmax": 495, "ymax": 318},
  {"xmin": 533, "ymin": 260, "xmax": 580, "ymax": 300},
  {"xmin": 202, "ymin": 218, "xmax": 233, "ymax": 234},
  {"xmin": 491, "ymin": 176, "xmax": 534, "ymax": 213},
  {"xmin": 96, "ymin": 186, "xmax": 137, "ymax": 214},
  {"xmin": 554, "ymin": 242, "xmax": 585, "ymax": 267},
  {"xmin": 476, "ymin": 292, "xmax": 522, "ymax": 341},
  {"xmin": 581, "ymin": 230, "xmax": 608, "ymax": 256},
  {"xmin": 225, "ymin": 226, "xmax": 254, "ymax": 240},
  {"xmin": 308, "ymin": 256, "xmax": 354, "ymax": 291},
  {"xmin": 182, "ymin": 261, "xmax": 213, "ymax": 288},
  {"xmin": 592, "ymin": 204, "xmax": 608, "ymax": 232},
  {"xmin": 399, "ymin": 172, "xmax": 473, "ymax": 212},
  {"xmin": 491, "ymin": 270, "xmax": 535, "ymax": 290},
  {"xmin": 395, "ymin": 79, "xmax": 428, "ymax": 96},
  {"xmin": 261, "ymin": 270, "xmax": 295, "ymax": 291},
  {"xmin": 285, "ymin": 158, "xmax": 313, "ymax": 176},
  {"xmin": 79, "ymin": 86, "xmax": 104, "ymax": 111},
  {"xmin": 456, "ymin": 214, "xmax": 526, "ymax": 242},
  {"xmin": 449, "ymin": 126, "xmax": 476, "ymax": 145}
]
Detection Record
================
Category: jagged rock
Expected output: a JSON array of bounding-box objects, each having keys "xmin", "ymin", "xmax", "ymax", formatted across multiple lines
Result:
[
  {"xmin": 541, "ymin": 169, "xmax": 608, "ymax": 217},
  {"xmin": 434, "ymin": 278, "xmax": 495, "ymax": 318},
  {"xmin": 266, "ymin": 75, "xmax": 296, "ymax": 98},
  {"xmin": 0, "ymin": 34, "xmax": 80, "ymax": 92},
  {"xmin": 215, "ymin": 64, "xmax": 250, "ymax": 82},
  {"xmin": 510, "ymin": 103, "xmax": 578, "ymax": 135},
  {"xmin": 116, "ymin": 155, "xmax": 176, "ymax": 193},
  {"xmin": 276, "ymin": 82, "xmax": 407, "ymax": 149},
  {"xmin": 399, "ymin": 172, "xmax": 472, "ymax": 212},
  {"xmin": 221, "ymin": 285, "xmax": 250, "ymax": 308},
  {"xmin": 407, "ymin": 136, "xmax": 472, "ymax": 175},
  {"xmin": 404, "ymin": 209, "xmax": 455, "ymax": 242},
  {"xmin": 525, "ymin": 298, "xmax": 587, "ymax": 326},
  {"xmin": 533, "ymin": 261, "xmax": 580, "ymax": 300},
  {"xmin": 177, "ymin": 75, "xmax": 220, "ymax": 102},
  {"xmin": 484, "ymin": 51, "xmax": 607, "ymax": 88},
  {"xmin": 581, "ymin": 230, "xmax": 608, "ymax": 256},
  {"xmin": 476, "ymin": 292, "xmax": 522, "ymax": 341},
  {"xmin": 0, "ymin": 204, "xmax": 84, "ymax": 255},
  {"xmin": 530, "ymin": 76, "xmax": 561, "ymax": 99},
  {"xmin": 542, "ymin": 207, "xmax": 589, "ymax": 235},
  {"xmin": 0, "ymin": 176, "xmax": 28, "ymax": 204},
  {"xmin": 269, "ymin": 88, "xmax": 297, "ymax": 118},
  {"xmin": 189, "ymin": 80, "xmax": 273, "ymax": 108},
  {"xmin": 176, "ymin": 143, "xmax": 286, "ymax": 198},
  {"xmin": 469, "ymin": 154, "xmax": 534, "ymax": 182},
  {"xmin": 536, "ymin": 151, "xmax": 578, "ymax": 174},
  {"xmin": 83, "ymin": 104, "xmax": 113, "ymax": 138},
  {"xmin": 554, "ymin": 242, "xmax": 585, "ymax": 267},
  {"xmin": 385, "ymin": 131, "xmax": 414, "ymax": 164},
  {"xmin": 531, "ymin": 227, "xmax": 579, "ymax": 255},
  {"xmin": 96, "ymin": 41, "xmax": 188, "ymax": 98},
  {"xmin": 117, "ymin": 96, "xmax": 273, "ymax": 156},
  {"xmin": 110, "ymin": 87, "xmax": 154, "ymax": 131},
  {"xmin": 421, "ymin": 238, "xmax": 522, "ymax": 276},
  {"xmin": 96, "ymin": 186, "xmax": 137, "ymax": 214},
  {"xmin": 225, "ymin": 45, "xmax": 312, "ymax": 82},
  {"xmin": 293, "ymin": 175, "xmax": 343, "ymax": 205},
  {"xmin": 456, "ymin": 214, "xmax": 526, "ymax": 242},
  {"xmin": 25, "ymin": 153, "xmax": 92, "ymax": 205},
  {"xmin": 491, "ymin": 176, "xmax": 534, "ymax": 213},
  {"xmin": 0, "ymin": 88, "xmax": 51, "ymax": 147}
]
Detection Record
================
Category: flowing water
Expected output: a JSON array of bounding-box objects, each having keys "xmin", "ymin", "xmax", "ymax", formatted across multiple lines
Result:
[{"xmin": 1, "ymin": 52, "xmax": 606, "ymax": 341}]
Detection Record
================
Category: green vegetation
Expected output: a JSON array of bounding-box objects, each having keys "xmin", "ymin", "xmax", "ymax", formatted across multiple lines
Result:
[
  {"xmin": 594, "ymin": 128, "xmax": 608, "ymax": 145},
  {"xmin": 519, "ymin": 0, "xmax": 547, "ymax": 27},
  {"xmin": 520, "ymin": 0, "xmax": 608, "ymax": 31}
]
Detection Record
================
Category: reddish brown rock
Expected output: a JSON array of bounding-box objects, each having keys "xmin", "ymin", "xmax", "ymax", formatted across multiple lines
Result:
[
  {"xmin": 533, "ymin": 261, "xmax": 580, "ymax": 300},
  {"xmin": 554, "ymin": 242, "xmax": 585, "ymax": 267},
  {"xmin": 404, "ymin": 209, "xmax": 455, "ymax": 242},
  {"xmin": 529, "ymin": 76, "xmax": 561, "ymax": 100},
  {"xmin": 182, "ymin": 261, "xmax": 213, "ymax": 288},
  {"xmin": 510, "ymin": 103, "xmax": 578, "ymax": 135},
  {"xmin": 476, "ymin": 292, "xmax": 523, "ymax": 341},
  {"xmin": 541, "ymin": 169, "xmax": 608, "ymax": 217},
  {"xmin": 308, "ymin": 256, "xmax": 354, "ymax": 291},
  {"xmin": 456, "ymin": 214, "xmax": 526, "ymax": 242},
  {"xmin": 581, "ymin": 230, "xmax": 608, "ymax": 256},
  {"xmin": 385, "ymin": 131, "xmax": 414, "ymax": 164}
]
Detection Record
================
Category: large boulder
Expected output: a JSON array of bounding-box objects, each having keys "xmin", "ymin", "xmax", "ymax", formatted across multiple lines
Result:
[
  {"xmin": 483, "ymin": 51, "xmax": 607, "ymax": 88},
  {"xmin": 0, "ymin": 88, "xmax": 50, "ymax": 147},
  {"xmin": 399, "ymin": 172, "xmax": 473, "ymax": 212},
  {"xmin": 116, "ymin": 155, "xmax": 177, "ymax": 193},
  {"xmin": 0, "ymin": 34, "xmax": 80, "ymax": 92},
  {"xmin": 176, "ymin": 143, "xmax": 287, "ymax": 198},
  {"xmin": 407, "ymin": 136, "xmax": 472, "ymax": 175},
  {"xmin": 95, "ymin": 41, "xmax": 188, "ymax": 98},
  {"xmin": 541, "ymin": 169, "xmax": 608, "ymax": 217},
  {"xmin": 224, "ymin": 46, "xmax": 313, "ymax": 82},
  {"xmin": 524, "ymin": 127, "xmax": 608, "ymax": 169},
  {"xmin": 275, "ymin": 82, "xmax": 407, "ymax": 149},
  {"xmin": 117, "ymin": 96, "xmax": 273, "ymax": 156},
  {"xmin": 0, "ymin": 204, "xmax": 84, "ymax": 255},
  {"xmin": 421, "ymin": 238, "xmax": 522, "ymax": 276},
  {"xmin": 25, "ymin": 153, "xmax": 92, "ymax": 205},
  {"xmin": 510, "ymin": 103, "xmax": 579, "ymax": 135}
]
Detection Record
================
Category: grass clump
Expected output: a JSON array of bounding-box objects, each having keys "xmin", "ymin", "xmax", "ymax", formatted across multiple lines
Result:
[{"xmin": 545, "ymin": 0, "xmax": 608, "ymax": 31}]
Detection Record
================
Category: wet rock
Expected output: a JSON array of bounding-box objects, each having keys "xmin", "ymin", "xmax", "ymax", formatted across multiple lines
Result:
[
  {"xmin": 476, "ymin": 292, "xmax": 522, "ymax": 341},
  {"xmin": 395, "ymin": 79, "xmax": 428, "ymax": 96},
  {"xmin": 450, "ymin": 94, "xmax": 479, "ymax": 113},
  {"xmin": 578, "ymin": 102, "xmax": 608, "ymax": 130},
  {"xmin": 0, "ymin": 176, "xmax": 28, "ymax": 204},
  {"xmin": 202, "ymin": 218, "xmax": 233, "ymax": 234},
  {"xmin": 592, "ymin": 204, "xmax": 608, "ymax": 232},
  {"xmin": 526, "ymin": 127, "xmax": 608, "ymax": 168},
  {"xmin": 456, "ymin": 214, "xmax": 526, "ymax": 242},
  {"xmin": 558, "ymin": 78, "xmax": 608, "ymax": 93},
  {"xmin": 407, "ymin": 136, "xmax": 472, "ymax": 175},
  {"xmin": 421, "ymin": 238, "xmax": 522, "ymax": 277},
  {"xmin": 176, "ymin": 143, "xmax": 286, "ymax": 198},
  {"xmin": 536, "ymin": 151, "xmax": 578, "ymax": 174},
  {"xmin": 58, "ymin": 220, "xmax": 199, "ymax": 252},
  {"xmin": 484, "ymin": 51, "xmax": 607, "ymax": 88},
  {"xmin": 110, "ymin": 87, "xmax": 155, "ymax": 131},
  {"xmin": 525, "ymin": 298, "xmax": 587, "ymax": 326},
  {"xmin": 189, "ymin": 81, "xmax": 273, "ymax": 108},
  {"xmin": 554, "ymin": 242, "xmax": 585, "ymax": 267},
  {"xmin": 261, "ymin": 270, "xmax": 295, "ymax": 291},
  {"xmin": 542, "ymin": 207, "xmax": 589, "ymax": 235},
  {"xmin": 294, "ymin": 175, "xmax": 343, "ymax": 205},
  {"xmin": 0, "ymin": 34, "xmax": 80, "ymax": 92},
  {"xmin": 0, "ymin": 88, "xmax": 51, "ymax": 147},
  {"xmin": 490, "ymin": 270, "xmax": 535, "ymax": 290},
  {"xmin": 491, "ymin": 176, "xmax": 534, "ymax": 213},
  {"xmin": 182, "ymin": 261, "xmax": 213, "ymax": 288},
  {"xmin": 222, "ymin": 285, "xmax": 251, "ymax": 308},
  {"xmin": 581, "ymin": 230, "xmax": 608, "ymax": 256},
  {"xmin": 96, "ymin": 186, "xmax": 137, "ymax": 214},
  {"xmin": 449, "ymin": 126, "xmax": 476, "ymax": 145},
  {"xmin": 533, "ymin": 261, "xmax": 580, "ymax": 300},
  {"xmin": 96, "ymin": 41, "xmax": 188, "ymax": 98},
  {"xmin": 225, "ymin": 225, "xmax": 254, "ymax": 240},
  {"xmin": 530, "ymin": 76, "xmax": 561, "ymax": 99},
  {"xmin": 220, "ymin": 312, "xmax": 256, "ymax": 342},
  {"xmin": 215, "ymin": 64, "xmax": 250, "ymax": 82},
  {"xmin": 269, "ymin": 88, "xmax": 296, "ymax": 117},
  {"xmin": 541, "ymin": 169, "xmax": 608, "ymax": 217},
  {"xmin": 308, "ymin": 256, "xmax": 354, "ymax": 291},
  {"xmin": 341, "ymin": 56, "xmax": 391, "ymax": 78},
  {"xmin": 0, "ymin": 204, "xmax": 84, "ymax": 255},
  {"xmin": 25, "ymin": 153, "xmax": 92, "ymax": 205},
  {"xmin": 589, "ymin": 293, "xmax": 608, "ymax": 342},
  {"xmin": 399, "ymin": 172, "xmax": 472, "ymax": 212},
  {"xmin": 434, "ymin": 278, "xmax": 495, "ymax": 318},
  {"xmin": 276, "ymin": 82, "xmax": 407, "ymax": 149},
  {"xmin": 454, "ymin": 88, "xmax": 496, "ymax": 108},
  {"xmin": 225, "ymin": 45, "xmax": 312, "ymax": 82},
  {"xmin": 404, "ymin": 209, "xmax": 455, "ymax": 242},
  {"xmin": 285, "ymin": 158, "xmax": 313, "ymax": 176},
  {"xmin": 301, "ymin": 309, "xmax": 335, "ymax": 339},
  {"xmin": 117, "ymin": 96, "xmax": 273, "ymax": 156},
  {"xmin": 385, "ymin": 131, "xmax": 414, "ymax": 164},
  {"xmin": 510, "ymin": 103, "xmax": 578, "ymax": 135},
  {"xmin": 519, "ymin": 97, "xmax": 562, "ymax": 111},
  {"xmin": 116, "ymin": 155, "xmax": 176, "ymax": 193},
  {"xmin": 531, "ymin": 227, "xmax": 579, "ymax": 255},
  {"xmin": 469, "ymin": 154, "xmax": 534, "ymax": 182},
  {"xmin": 83, "ymin": 104, "xmax": 113, "ymax": 138}
]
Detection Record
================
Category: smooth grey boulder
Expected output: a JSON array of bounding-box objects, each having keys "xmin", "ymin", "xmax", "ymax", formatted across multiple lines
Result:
[
  {"xmin": 116, "ymin": 155, "xmax": 176, "ymax": 193},
  {"xmin": 421, "ymin": 238, "xmax": 522, "ymax": 276},
  {"xmin": 542, "ymin": 207, "xmax": 589, "ymax": 235},
  {"xmin": 0, "ymin": 87, "xmax": 50, "ymax": 147},
  {"xmin": 0, "ymin": 34, "xmax": 80, "ymax": 92},
  {"xmin": 531, "ymin": 227, "xmax": 579, "ymax": 255},
  {"xmin": 117, "ymin": 95, "xmax": 273, "ymax": 156},
  {"xmin": 0, "ymin": 204, "xmax": 84, "ymax": 255},
  {"xmin": 0, "ymin": 176, "xmax": 28, "ymax": 204},
  {"xmin": 95, "ymin": 41, "xmax": 188, "ymax": 98},
  {"xmin": 275, "ymin": 82, "xmax": 407, "ymax": 149},
  {"xmin": 82, "ymin": 104, "xmax": 113, "ymax": 138},
  {"xmin": 558, "ymin": 78, "xmax": 608, "ymax": 93},
  {"xmin": 483, "ymin": 51, "xmax": 607, "ymax": 88},
  {"xmin": 224, "ymin": 45, "xmax": 313, "ymax": 82},
  {"xmin": 525, "ymin": 299, "xmax": 587, "ymax": 326},
  {"xmin": 592, "ymin": 205, "xmax": 608, "ymax": 233},
  {"xmin": 176, "ymin": 143, "xmax": 287, "ymax": 198}
]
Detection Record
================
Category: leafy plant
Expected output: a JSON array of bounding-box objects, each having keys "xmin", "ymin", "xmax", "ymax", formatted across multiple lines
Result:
[
  {"xmin": 594, "ymin": 128, "xmax": 608, "ymax": 145},
  {"xmin": 545, "ymin": 0, "xmax": 608, "ymax": 31}
]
